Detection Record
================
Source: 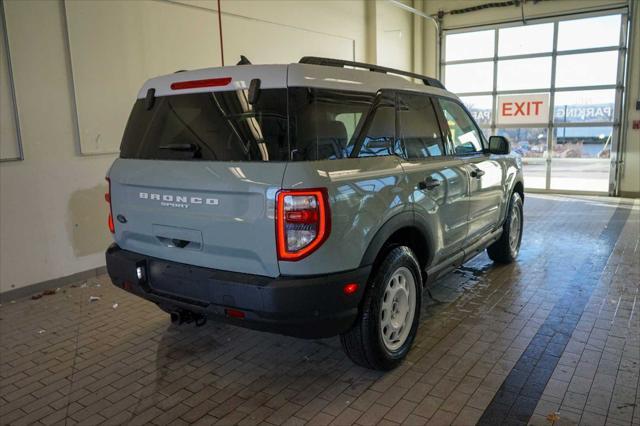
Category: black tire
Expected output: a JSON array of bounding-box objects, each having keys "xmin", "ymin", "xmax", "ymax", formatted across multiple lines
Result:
[
  {"xmin": 340, "ymin": 246, "xmax": 422, "ymax": 370},
  {"xmin": 487, "ymin": 191, "xmax": 523, "ymax": 264}
]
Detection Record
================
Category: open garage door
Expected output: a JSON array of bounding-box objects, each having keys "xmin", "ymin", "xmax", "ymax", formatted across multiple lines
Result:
[{"xmin": 442, "ymin": 10, "xmax": 628, "ymax": 195}]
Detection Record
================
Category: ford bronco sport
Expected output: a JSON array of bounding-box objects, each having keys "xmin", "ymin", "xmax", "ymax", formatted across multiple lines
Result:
[{"xmin": 105, "ymin": 57, "xmax": 524, "ymax": 370}]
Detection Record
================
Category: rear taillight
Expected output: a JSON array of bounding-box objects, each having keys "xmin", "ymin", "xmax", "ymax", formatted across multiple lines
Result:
[
  {"xmin": 276, "ymin": 188, "xmax": 330, "ymax": 261},
  {"xmin": 105, "ymin": 177, "xmax": 114, "ymax": 234}
]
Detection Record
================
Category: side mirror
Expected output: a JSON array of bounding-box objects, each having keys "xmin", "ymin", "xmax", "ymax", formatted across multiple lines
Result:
[{"xmin": 488, "ymin": 136, "xmax": 510, "ymax": 155}]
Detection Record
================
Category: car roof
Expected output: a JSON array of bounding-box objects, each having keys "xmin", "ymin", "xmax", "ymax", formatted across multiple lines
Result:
[{"xmin": 137, "ymin": 62, "xmax": 457, "ymax": 100}]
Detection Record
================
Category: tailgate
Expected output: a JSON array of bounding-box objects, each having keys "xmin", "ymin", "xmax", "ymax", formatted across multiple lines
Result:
[{"xmin": 108, "ymin": 159, "xmax": 284, "ymax": 277}]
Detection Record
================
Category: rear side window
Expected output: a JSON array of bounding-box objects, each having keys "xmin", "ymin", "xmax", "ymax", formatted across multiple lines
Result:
[
  {"xmin": 438, "ymin": 98, "xmax": 484, "ymax": 155},
  {"xmin": 397, "ymin": 93, "xmax": 444, "ymax": 159},
  {"xmin": 120, "ymin": 89, "xmax": 288, "ymax": 161},
  {"xmin": 288, "ymin": 88, "xmax": 375, "ymax": 160}
]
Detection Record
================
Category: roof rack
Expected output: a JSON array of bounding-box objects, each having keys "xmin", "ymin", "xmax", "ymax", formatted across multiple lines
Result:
[{"xmin": 299, "ymin": 56, "xmax": 445, "ymax": 90}]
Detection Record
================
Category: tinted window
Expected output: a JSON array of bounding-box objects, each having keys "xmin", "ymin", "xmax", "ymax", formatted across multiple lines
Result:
[
  {"xmin": 120, "ymin": 89, "xmax": 288, "ymax": 161},
  {"xmin": 289, "ymin": 88, "xmax": 375, "ymax": 160},
  {"xmin": 398, "ymin": 93, "xmax": 444, "ymax": 159},
  {"xmin": 439, "ymin": 99, "xmax": 484, "ymax": 155},
  {"xmin": 357, "ymin": 95, "xmax": 397, "ymax": 158}
]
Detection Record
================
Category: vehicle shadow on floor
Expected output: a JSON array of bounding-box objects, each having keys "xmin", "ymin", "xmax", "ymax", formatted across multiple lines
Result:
[
  {"xmin": 121, "ymin": 317, "xmax": 383, "ymax": 422},
  {"xmin": 119, "ymin": 257, "xmax": 510, "ymax": 422}
]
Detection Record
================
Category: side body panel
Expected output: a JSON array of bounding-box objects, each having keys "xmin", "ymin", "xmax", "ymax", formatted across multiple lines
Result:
[
  {"xmin": 279, "ymin": 156, "xmax": 411, "ymax": 276},
  {"xmin": 463, "ymin": 153, "xmax": 522, "ymax": 245},
  {"xmin": 401, "ymin": 157, "xmax": 470, "ymax": 265},
  {"xmin": 470, "ymin": 154, "xmax": 524, "ymax": 235},
  {"xmin": 463, "ymin": 154, "xmax": 507, "ymax": 244}
]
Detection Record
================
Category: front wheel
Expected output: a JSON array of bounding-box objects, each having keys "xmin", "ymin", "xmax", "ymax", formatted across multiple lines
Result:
[
  {"xmin": 340, "ymin": 246, "xmax": 421, "ymax": 370},
  {"xmin": 487, "ymin": 191, "xmax": 523, "ymax": 263}
]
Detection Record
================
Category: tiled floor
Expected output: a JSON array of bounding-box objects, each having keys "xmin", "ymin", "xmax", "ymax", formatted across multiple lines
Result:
[{"xmin": 1, "ymin": 194, "xmax": 638, "ymax": 426}]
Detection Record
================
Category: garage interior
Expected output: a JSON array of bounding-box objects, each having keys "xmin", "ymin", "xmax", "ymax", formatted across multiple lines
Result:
[{"xmin": 0, "ymin": 0, "xmax": 639, "ymax": 425}]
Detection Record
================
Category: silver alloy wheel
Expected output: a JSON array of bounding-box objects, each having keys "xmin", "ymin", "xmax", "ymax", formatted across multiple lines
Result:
[
  {"xmin": 509, "ymin": 201, "xmax": 522, "ymax": 255},
  {"xmin": 379, "ymin": 266, "xmax": 416, "ymax": 352}
]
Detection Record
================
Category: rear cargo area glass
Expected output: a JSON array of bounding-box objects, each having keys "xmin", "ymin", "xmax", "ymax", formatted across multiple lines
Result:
[{"xmin": 120, "ymin": 89, "xmax": 289, "ymax": 161}]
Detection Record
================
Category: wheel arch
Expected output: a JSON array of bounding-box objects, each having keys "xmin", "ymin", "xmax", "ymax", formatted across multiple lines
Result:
[
  {"xmin": 499, "ymin": 179, "xmax": 525, "ymax": 227},
  {"xmin": 513, "ymin": 180, "xmax": 524, "ymax": 202},
  {"xmin": 359, "ymin": 211, "xmax": 434, "ymax": 283}
]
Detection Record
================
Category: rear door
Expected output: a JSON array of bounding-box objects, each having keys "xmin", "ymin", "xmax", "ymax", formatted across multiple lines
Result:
[
  {"xmin": 436, "ymin": 98, "xmax": 506, "ymax": 245},
  {"xmin": 396, "ymin": 92, "xmax": 469, "ymax": 264},
  {"xmin": 109, "ymin": 87, "xmax": 289, "ymax": 277}
]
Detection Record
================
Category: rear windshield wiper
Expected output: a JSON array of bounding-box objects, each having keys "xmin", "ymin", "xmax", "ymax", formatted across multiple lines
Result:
[{"xmin": 158, "ymin": 143, "xmax": 200, "ymax": 152}]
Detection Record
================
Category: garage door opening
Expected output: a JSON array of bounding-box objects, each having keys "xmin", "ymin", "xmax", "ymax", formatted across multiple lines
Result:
[{"xmin": 442, "ymin": 11, "xmax": 628, "ymax": 195}]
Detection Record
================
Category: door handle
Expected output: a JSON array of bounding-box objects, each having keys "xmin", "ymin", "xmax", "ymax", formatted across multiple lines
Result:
[
  {"xmin": 470, "ymin": 168, "xmax": 485, "ymax": 178},
  {"xmin": 418, "ymin": 177, "xmax": 441, "ymax": 190}
]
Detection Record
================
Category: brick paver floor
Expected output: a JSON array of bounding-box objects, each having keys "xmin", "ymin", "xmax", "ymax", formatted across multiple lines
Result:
[{"xmin": 1, "ymin": 194, "xmax": 638, "ymax": 425}]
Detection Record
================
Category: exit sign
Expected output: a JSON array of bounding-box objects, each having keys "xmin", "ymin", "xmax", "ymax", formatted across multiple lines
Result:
[{"xmin": 497, "ymin": 93, "xmax": 550, "ymax": 125}]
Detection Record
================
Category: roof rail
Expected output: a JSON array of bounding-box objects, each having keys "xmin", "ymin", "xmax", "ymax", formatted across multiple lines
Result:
[{"xmin": 299, "ymin": 56, "xmax": 445, "ymax": 90}]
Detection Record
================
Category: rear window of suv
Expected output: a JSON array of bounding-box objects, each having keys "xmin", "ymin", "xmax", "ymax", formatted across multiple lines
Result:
[{"xmin": 120, "ymin": 89, "xmax": 289, "ymax": 161}]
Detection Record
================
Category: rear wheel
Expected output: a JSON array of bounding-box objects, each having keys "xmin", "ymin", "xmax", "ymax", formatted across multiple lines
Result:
[
  {"xmin": 340, "ymin": 246, "xmax": 421, "ymax": 370},
  {"xmin": 487, "ymin": 191, "xmax": 523, "ymax": 263}
]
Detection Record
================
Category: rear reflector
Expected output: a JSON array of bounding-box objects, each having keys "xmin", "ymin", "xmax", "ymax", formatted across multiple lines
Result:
[
  {"xmin": 105, "ymin": 177, "xmax": 114, "ymax": 234},
  {"xmin": 225, "ymin": 308, "xmax": 245, "ymax": 319},
  {"xmin": 170, "ymin": 77, "xmax": 232, "ymax": 90},
  {"xmin": 107, "ymin": 213, "xmax": 115, "ymax": 234},
  {"xmin": 343, "ymin": 283, "xmax": 359, "ymax": 295}
]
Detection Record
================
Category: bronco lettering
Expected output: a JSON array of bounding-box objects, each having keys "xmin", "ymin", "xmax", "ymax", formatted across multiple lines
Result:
[{"xmin": 138, "ymin": 192, "xmax": 219, "ymax": 207}]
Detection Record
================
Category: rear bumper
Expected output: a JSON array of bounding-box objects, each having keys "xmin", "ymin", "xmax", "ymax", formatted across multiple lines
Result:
[{"xmin": 105, "ymin": 244, "xmax": 370, "ymax": 338}]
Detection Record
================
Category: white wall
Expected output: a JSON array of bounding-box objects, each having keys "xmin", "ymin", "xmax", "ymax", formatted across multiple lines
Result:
[
  {"xmin": 0, "ymin": 0, "xmax": 117, "ymax": 294},
  {"xmin": 421, "ymin": 0, "xmax": 639, "ymax": 196},
  {"xmin": 378, "ymin": 0, "xmax": 414, "ymax": 72},
  {"xmin": 0, "ymin": 0, "xmax": 416, "ymax": 293}
]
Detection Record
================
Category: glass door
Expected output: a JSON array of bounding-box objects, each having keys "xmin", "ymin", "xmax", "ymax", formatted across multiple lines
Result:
[
  {"xmin": 441, "ymin": 11, "xmax": 627, "ymax": 194},
  {"xmin": 550, "ymin": 16, "xmax": 622, "ymax": 192}
]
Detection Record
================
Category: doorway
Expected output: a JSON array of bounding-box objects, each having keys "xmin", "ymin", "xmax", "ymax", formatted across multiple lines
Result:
[{"xmin": 442, "ymin": 11, "xmax": 628, "ymax": 195}]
